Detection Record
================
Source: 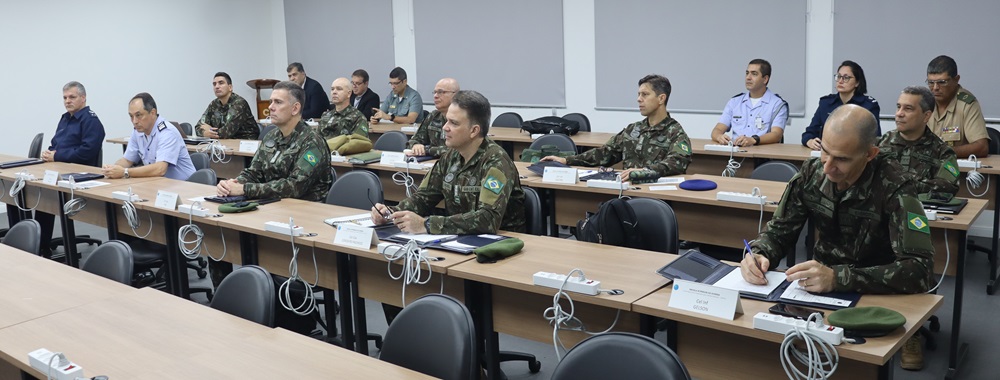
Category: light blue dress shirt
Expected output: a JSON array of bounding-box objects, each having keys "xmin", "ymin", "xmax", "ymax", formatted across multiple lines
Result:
[
  {"xmin": 123, "ymin": 115, "xmax": 196, "ymax": 180},
  {"xmin": 718, "ymin": 88, "xmax": 789, "ymax": 137}
]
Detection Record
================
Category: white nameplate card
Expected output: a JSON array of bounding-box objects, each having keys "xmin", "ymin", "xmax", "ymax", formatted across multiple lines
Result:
[
  {"xmin": 239, "ymin": 140, "xmax": 260, "ymax": 153},
  {"xmin": 379, "ymin": 151, "xmax": 407, "ymax": 165},
  {"xmin": 333, "ymin": 223, "xmax": 379, "ymax": 250},
  {"xmin": 648, "ymin": 185, "xmax": 677, "ymax": 191},
  {"xmin": 810, "ymin": 150, "xmax": 821, "ymax": 158},
  {"xmin": 154, "ymin": 190, "xmax": 181, "ymax": 210},
  {"xmin": 668, "ymin": 279, "xmax": 744, "ymax": 321},
  {"xmin": 542, "ymin": 166, "xmax": 578, "ymax": 184},
  {"xmin": 42, "ymin": 170, "xmax": 59, "ymax": 186}
]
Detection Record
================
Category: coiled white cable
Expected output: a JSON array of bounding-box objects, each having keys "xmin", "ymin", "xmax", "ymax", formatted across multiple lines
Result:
[
  {"xmin": 382, "ymin": 239, "xmax": 432, "ymax": 306},
  {"xmin": 780, "ymin": 313, "xmax": 839, "ymax": 380},
  {"xmin": 965, "ymin": 155, "xmax": 989, "ymax": 197},
  {"xmin": 121, "ymin": 187, "xmax": 152, "ymax": 239},
  {"xmin": 9, "ymin": 170, "xmax": 41, "ymax": 212},
  {"xmin": 278, "ymin": 217, "xmax": 319, "ymax": 316},
  {"xmin": 199, "ymin": 139, "xmax": 230, "ymax": 163},
  {"xmin": 62, "ymin": 176, "xmax": 87, "ymax": 217},
  {"xmin": 392, "ymin": 157, "xmax": 420, "ymax": 198},
  {"xmin": 543, "ymin": 268, "xmax": 621, "ymax": 361},
  {"xmin": 177, "ymin": 201, "xmax": 227, "ymax": 262},
  {"xmin": 722, "ymin": 144, "xmax": 743, "ymax": 177}
]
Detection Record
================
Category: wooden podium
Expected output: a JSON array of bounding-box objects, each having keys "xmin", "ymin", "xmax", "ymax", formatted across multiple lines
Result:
[{"xmin": 246, "ymin": 79, "xmax": 280, "ymax": 119}]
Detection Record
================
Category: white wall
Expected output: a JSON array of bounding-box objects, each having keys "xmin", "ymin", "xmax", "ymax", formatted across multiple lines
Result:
[{"xmin": 0, "ymin": 0, "xmax": 285, "ymax": 164}]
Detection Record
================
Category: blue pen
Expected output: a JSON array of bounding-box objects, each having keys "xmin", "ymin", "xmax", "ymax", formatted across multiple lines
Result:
[{"xmin": 743, "ymin": 239, "xmax": 767, "ymax": 285}]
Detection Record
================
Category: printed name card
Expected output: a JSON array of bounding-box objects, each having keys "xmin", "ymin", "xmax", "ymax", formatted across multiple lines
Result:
[
  {"xmin": 42, "ymin": 170, "xmax": 59, "ymax": 186},
  {"xmin": 154, "ymin": 190, "xmax": 180, "ymax": 210},
  {"xmin": 667, "ymin": 279, "xmax": 743, "ymax": 320},
  {"xmin": 239, "ymin": 140, "xmax": 260, "ymax": 153},
  {"xmin": 333, "ymin": 223, "xmax": 379, "ymax": 250},
  {"xmin": 380, "ymin": 151, "xmax": 407, "ymax": 165},
  {"xmin": 542, "ymin": 166, "xmax": 578, "ymax": 184}
]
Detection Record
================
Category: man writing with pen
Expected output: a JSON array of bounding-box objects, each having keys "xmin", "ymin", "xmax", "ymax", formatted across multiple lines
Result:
[{"xmin": 741, "ymin": 105, "xmax": 936, "ymax": 369}]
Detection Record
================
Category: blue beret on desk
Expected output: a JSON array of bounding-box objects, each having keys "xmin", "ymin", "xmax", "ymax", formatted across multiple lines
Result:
[{"xmin": 678, "ymin": 179, "xmax": 718, "ymax": 191}]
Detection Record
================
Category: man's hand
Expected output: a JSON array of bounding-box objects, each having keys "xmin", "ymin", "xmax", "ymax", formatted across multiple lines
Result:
[
  {"xmin": 391, "ymin": 210, "xmax": 427, "ymax": 234},
  {"xmin": 409, "ymin": 144, "xmax": 426, "ymax": 156},
  {"xmin": 740, "ymin": 253, "xmax": 771, "ymax": 285},
  {"xmin": 216, "ymin": 179, "xmax": 245, "ymax": 196},
  {"xmin": 785, "ymin": 260, "xmax": 835, "ymax": 293},
  {"xmin": 806, "ymin": 138, "xmax": 822, "ymax": 150},
  {"xmin": 199, "ymin": 123, "xmax": 220, "ymax": 139},
  {"xmin": 40, "ymin": 150, "xmax": 56, "ymax": 162},
  {"xmin": 733, "ymin": 135, "xmax": 755, "ymax": 147},
  {"xmin": 101, "ymin": 164, "xmax": 126, "ymax": 179},
  {"xmin": 371, "ymin": 203, "xmax": 393, "ymax": 224},
  {"xmin": 619, "ymin": 168, "xmax": 647, "ymax": 181},
  {"xmin": 715, "ymin": 133, "xmax": 732, "ymax": 145},
  {"xmin": 539, "ymin": 156, "xmax": 567, "ymax": 164},
  {"xmin": 370, "ymin": 108, "xmax": 386, "ymax": 124}
]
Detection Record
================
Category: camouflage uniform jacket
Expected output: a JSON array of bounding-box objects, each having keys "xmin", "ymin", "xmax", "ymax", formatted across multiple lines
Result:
[
  {"xmin": 751, "ymin": 156, "xmax": 935, "ymax": 294},
  {"xmin": 406, "ymin": 110, "xmax": 448, "ymax": 157},
  {"xmin": 565, "ymin": 114, "xmax": 692, "ymax": 176},
  {"xmin": 878, "ymin": 127, "xmax": 959, "ymax": 196},
  {"xmin": 318, "ymin": 105, "xmax": 369, "ymax": 139},
  {"xmin": 237, "ymin": 121, "xmax": 332, "ymax": 201},
  {"xmin": 195, "ymin": 92, "xmax": 259, "ymax": 140},
  {"xmin": 397, "ymin": 138, "xmax": 525, "ymax": 234}
]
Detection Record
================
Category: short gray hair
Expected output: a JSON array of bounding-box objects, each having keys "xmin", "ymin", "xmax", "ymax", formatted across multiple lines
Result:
[
  {"xmin": 63, "ymin": 81, "xmax": 86, "ymax": 96},
  {"xmin": 274, "ymin": 81, "xmax": 305, "ymax": 106},
  {"xmin": 901, "ymin": 86, "xmax": 935, "ymax": 113}
]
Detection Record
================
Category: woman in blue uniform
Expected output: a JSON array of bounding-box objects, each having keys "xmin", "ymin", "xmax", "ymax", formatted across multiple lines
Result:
[{"xmin": 802, "ymin": 60, "xmax": 880, "ymax": 149}]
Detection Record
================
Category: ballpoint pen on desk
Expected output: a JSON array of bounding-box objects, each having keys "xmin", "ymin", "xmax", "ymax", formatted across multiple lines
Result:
[
  {"xmin": 743, "ymin": 239, "xmax": 767, "ymax": 285},
  {"xmin": 367, "ymin": 189, "xmax": 394, "ymax": 221}
]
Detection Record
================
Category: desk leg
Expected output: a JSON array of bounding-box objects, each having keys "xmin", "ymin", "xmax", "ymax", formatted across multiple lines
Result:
[
  {"xmin": 6, "ymin": 204, "xmax": 20, "ymax": 227},
  {"xmin": 481, "ymin": 283, "xmax": 500, "ymax": 380},
  {"xmin": 545, "ymin": 189, "xmax": 558, "ymax": 237},
  {"xmin": 335, "ymin": 252, "xmax": 355, "ymax": 351},
  {"xmin": 463, "ymin": 280, "xmax": 485, "ymax": 376},
  {"xmin": 946, "ymin": 230, "xmax": 969, "ymax": 379},
  {"xmin": 878, "ymin": 359, "xmax": 893, "ymax": 380},
  {"xmin": 164, "ymin": 216, "xmax": 189, "ymax": 298},
  {"xmin": 639, "ymin": 314, "xmax": 656, "ymax": 338},
  {"xmin": 104, "ymin": 203, "xmax": 119, "ymax": 240},
  {"xmin": 988, "ymin": 180, "xmax": 999, "ymax": 295},
  {"xmin": 239, "ymin": 232, "xmax": 258, "ymax": 266},
  {"xmin": 56, "ymin": 192, "xmax": 79, "ymax": 268},
  {"xmin": 349, "ymin": 255, "xmax": 370, "ymax": 355}
]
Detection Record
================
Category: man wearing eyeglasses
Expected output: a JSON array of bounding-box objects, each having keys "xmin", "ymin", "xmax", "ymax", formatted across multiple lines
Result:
[
  {"xmin": 103, "ymin": 93, "xmax": 195, "ymax": 180},
  {"xmin": 406, "ymin": 78, "xmax": 459, "ymax": 157},
  {"xmin": 371, "ymin": 67, "xmax": 424, "ymax": 125},
  {"xmin": 925, "ymin": 55, "xmax": 989, "ymax": 158},
  {"xmin": 711, "ymin": 59, "xmax": 788, "ymax": 147},
  {"xmin": 286, "ymin": 62, "xmax": 330, "ymax": 120},
  {"xmin": 349, "ymin": 69, "xmax": 380, "ymax": 120},
  {"xmin": 318, "ymin": 77, "xmax": 369, "ymax": 139}
]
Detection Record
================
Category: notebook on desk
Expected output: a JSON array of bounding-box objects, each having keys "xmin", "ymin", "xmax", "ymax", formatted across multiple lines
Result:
[
  {"xmin": 60, "ymin": 172, "xmax": 104, "ymax": 182},
  {"xmin": 377, "ymin": 226, "xmax": 510, "ymax": 255},
  {"xmin": 183, "ymin": 137, "xmax": 214, "ymax": 145},
  {"xmin": 0, "ymin": 158, "xmax": 43, "ymax": 169},
  {"xmin": 526, "ymin": 160, "xmax": 570, "ymax": 176}
]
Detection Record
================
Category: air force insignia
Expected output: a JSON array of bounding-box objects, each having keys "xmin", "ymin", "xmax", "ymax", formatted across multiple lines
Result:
[
  {"xmin": 907, "ymin": 212, "xmax": 929, "ymax": 234},
  {"xmin": 484, "ymin": 176, "xmax": 504, "ymax": 194}
]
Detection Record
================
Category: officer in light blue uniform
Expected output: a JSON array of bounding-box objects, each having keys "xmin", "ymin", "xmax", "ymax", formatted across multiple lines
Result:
[
  {"xmin": 712, "ymin": 59, "xmax": 788, "ymax": 146},
  {"xmin": 104, "ymin": 93, "xmax": 195, "ymax": 181},
  {"xmin": 371, "ymin": 67, "xmax": 424, "ymax": 125}
]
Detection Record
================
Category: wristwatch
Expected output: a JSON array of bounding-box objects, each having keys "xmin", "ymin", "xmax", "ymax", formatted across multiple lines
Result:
[
  {"xmin": 751, "ymin": 135, "xmax": 761, "ymax": 145},
  {"xmin": 123, "ymin": 168, "xmax": 130, "ymax": 179},
  {"xmin": 424, "ymin": 218, "xmax": 432, "ymax": 233},
  {"xmin": 389, "ymin": 113, "xmax": 396, "ymax": 121}
]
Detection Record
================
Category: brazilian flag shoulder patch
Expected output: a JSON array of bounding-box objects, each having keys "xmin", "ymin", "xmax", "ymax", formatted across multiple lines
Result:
[
  {"xmin": 303, "ymin": 150, "xmax": 318, "ymax": 167},
  {"xmin": 483, "ymin": 175, "xmax": 504, "ymax": 195},
  {"xmin": 678, "ymin": 141, "xmax": 690, "ymax": 154},
  {"xmin": 907, "ymin": 212, "xmax": 930, "ymax": 234},
  {"xmin": 943, "ymin": 161, "xmax": 959, "ymax": 178}
]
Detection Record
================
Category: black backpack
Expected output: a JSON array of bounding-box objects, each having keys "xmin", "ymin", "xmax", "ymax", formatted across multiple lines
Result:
[
  {"xmin": 575, "ymin": 198, "xmax": 643, "ymax": 249},
  {"xmin": 520, "ymin": 116, "xmax": 581, "ymax": 136}
]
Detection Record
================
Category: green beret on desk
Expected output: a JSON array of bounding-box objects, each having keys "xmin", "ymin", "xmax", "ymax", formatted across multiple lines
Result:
[
  {"xmin": 474, "ymin": 237, "xmax": 524, "ymax": 263},
  {"xmin": 827, "ymin": 306, "xmax": 906, "ymax": 337}
]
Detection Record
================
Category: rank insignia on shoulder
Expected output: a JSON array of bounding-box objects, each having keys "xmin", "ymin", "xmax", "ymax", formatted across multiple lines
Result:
[{"xmin": 157, "ymin": 121, "xmax": 167, "ymax": 131}]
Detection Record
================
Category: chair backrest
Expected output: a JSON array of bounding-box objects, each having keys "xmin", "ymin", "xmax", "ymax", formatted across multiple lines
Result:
[
  {"xmin": 209, "ymin": 265, "xmax": 276, "ymax": 327},
  {"xmin": 627, "ymin": 198, "xmax": 678, "ymax": 253},
  {"xmin": 373, "ymin": 131, "xmax": 409, "ymax": 152},
  {"xmin": 259, "ymin": 124, "xmax": 278, "ymax": 140},
  {"xmin": 751, "ymin": 160, "xmax": 799, "ymax": 182},
  {"xmin": 528, "ymin": 134, "xmax": 577, "ymax": 152},
  {"xmin": 180, "ymin": 122, "xmax": 193, "ymax": 136},
  {"xmin": 28, "ymin": 133, "xmax": 44, "ymax": 159},
  {"xmin": 379, "ymin": 294, "xmax": 477, "ymax": 380},
  {"xmin": 189, "ymin": 152, "xmax": 211, "ymax": 171},
  {"xmin": 80, "ymin": 240, "xmax": 133, "ymax": 285},
  {"xmin": 523, "ymin": 187, "xmax": 544, "ymax": 236},
  {"xmin": 326, "ymin": 170, "xmax": 382, "ymax": 208},
  {"xmin": 987, "ymin": 127, "xmax": 1000, "ymax": 155},
  {"xmin": 186, "ymin": 168, "xmax": 217, "ymax": 186},
  {"xmin": 551, "ymin": 332, "xmax": 690, "ymax": 380},
  {"xmin": 492, "ymin": 112, "xmax": 523, "ymax": 128},
  {"xmin": 562, "ymin": 112, "xmax": 591, "ymax": 132},
  {"xmin": 2, "ymin": 219, "xmax": 41, "ymax": 255}
]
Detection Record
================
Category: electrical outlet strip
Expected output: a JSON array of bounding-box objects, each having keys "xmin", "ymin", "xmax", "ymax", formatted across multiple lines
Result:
[
  {"xmin": 178, "ymin": 204, "xmax": 208, "ymax": 217},
  {"xmin": 400, "ymin": 126, "xmax": 418, "ymax": 133},
  {"xmin": 716, "ymin": 191, "xmax": 767, "ymax": 205},
  {"xmin": 704, "ymin": 144, "xmax": 739, "ymax": 152},
  {"xmin": 924, "ymin": 209, "xmax": 938, "ymax": 221},
  {"xmin": 533, "ymin": 271, "xmax": 601, "ymax": 296},
  {"xmin": 752, "ymin": 312, "xmax": 843, "ymax": 345},
  {"xmin": 330, "ymin": 154, "xmax": 348, "ymax": 163},
  {"xmin": 16, "ymin": 172, "xmax": 37, "ymax": 181},
  {"xmin": 958, "ymin": 159, "xmax": 981, "ymax": 169},
  {"xmin": 377, "ymin": 242, "xmax": 429, "ymax": 256},
  {"xmin": 111, "ymin": 190, "xmax": 141, "ymax": 202},
  {"xmin": 28, "ymin": 348, "xmax": 84, "ymax": 380},
  {"xmin": 393, "ymin": 161, "xmax": 429, "ymax": 170},
  {"xmin": 264, "ymin": 221, "xmax": 303, "ymax": 236},
  {"xmin": 57, "ymin": 180, "xmax": 78, "ymax": 189},
  {"xmin": 586, "ymin": 179, "xmax": 629, "ymax": 190},
  {"xmin": 810, "ymin": 150, "xmax": 821, "ymax": 158}
]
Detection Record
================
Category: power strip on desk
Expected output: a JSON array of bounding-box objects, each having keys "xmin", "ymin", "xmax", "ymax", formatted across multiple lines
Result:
[
  {"xmin": 586, "ymin": 179, "xmax": 629, "ymax": 190},
  {"xmin": 28, "ymin": 348, "xmax": 84, "ymax": 380},
  {"xmin": 717, "ymin": 191, "xmax": 767, "ymax": 205},
  {"xmin": 393, "ymin": 161, "xmax": 430, "ymax": 170},
  {"xmin": 264, "ymin": 221, "xmax": 303, "ymax": 236},
  {"xmin": 533, "ymin": 271, "xmax": 601, "ymax": 295},
  {"xmin": 111, "ymin": 190, "xmax": 141, "ymax": 202},
  {"xmin": 958, "ymin": 158, "xmax": 982, "ymax": 169},
  {"xmin": 704, "ymin": 144, "xmax": 741, "ymax": 152},
  {"xmin": 178, "ymin": 204, "xmax": 208, "ymax": 217},
  {"xmin": 752, "ymin": 312, "xmax": 843, "ymax": 345}
]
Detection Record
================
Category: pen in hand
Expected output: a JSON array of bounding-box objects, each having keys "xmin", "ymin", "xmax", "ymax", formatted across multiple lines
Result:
[{"xmin": 743, "ymin": 239, "xmax": 767, "ymax": 285}]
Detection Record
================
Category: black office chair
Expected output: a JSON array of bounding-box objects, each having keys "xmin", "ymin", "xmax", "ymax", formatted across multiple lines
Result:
[
  {"xmin": 626, "ymin": 198, "xmax": 678, "ymax": 253},
  {"xmin": 179, "ymin": 122, "xmax": 193, "ymax": 136},
  {"xmin": 259, "ymin": 124, "xmax": 278, "ymax": 140},
  {"xmin": 373, "ymin": 131, "xmax": 409, "ymax": 152},
  {"xmin": 27, "ymin": 133, "xmax": 44, "ymax": 159},
  {"xmin": 190, "ymin": 152, "xmax": 211, "ymax": 171},
  {"xmin": 751, "ymin": 160, "xmax": 805, "ymax": 267},
  {"xmin": 528, "ymin": 134, "xmax": 577, "ymax": 153},
  {"xmin": 492, "ymin": 112, "xmax": 523, "ymax": 128},
  {"xmin": 210, "ymin": 265, "xmax": 276, "ymax": 327},
  {"xmin": 47, "ymin": 149, "xmax": 104, "ymax": 260},
  {"xmin": 80, "ymin": 240, "xmax": 133, "ymax": 285},
  {"xmin": 2, "ymin": 219, "xmax": 41, "ymax": 255},
  {"xmin": 524, "ymin": 188, "xmax": 544, "ymax": 236},
  {"xmin": 562, "ymin": 112, "xmax": 591, "ymax": 133},
  {"xmin": 550, "ymin": 332, "xmax": 691, "ymax": 380},
  {"xmin": 187, "ymin": 168, "xmax": 217, "ymax": 186},
  {"xmin": 379, "ymin": 294, "xmax": 477, "ymax": 380},
  {"xmin": 181, "ymin": 169, "xmax": 219, "ymax": 298}
]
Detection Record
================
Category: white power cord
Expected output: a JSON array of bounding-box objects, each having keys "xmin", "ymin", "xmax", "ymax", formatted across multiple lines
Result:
[
  {"xmin": 278, "ymin": 217, "xmax": 319, "ymax": 316},
  {"xmin": 780, "ymin": 312, "xmax": 839, "ymax": 379},
  {"xmin": 121, "ymin": 187, "xmax": 152, "ymax": 239},
  {"xmin": 965, "ymin": 155, "xmax": 989, "ymax": 197},
  {"xmin": 177, "ymin": 201, "xmax": 227, "ymax": 262},
  {"xmin": 9, "ymin": 170, "xmax": 41, "ymax": 212},
  {"xmin": 392, "ymin": 157, "xmax": 420, "ymax": 198},
  {"xmin": 722, "ymin": 141, "xmax": 743, "ymax": 177},
  {"xmin": 62, "ymin": 176, "xmax": 87, "ymax": 217},
  {"xmin": 46, "ymin": 351, "xmax": 68, "ymax": 380},
  {"xmin": 928, "ymin": 229, "xmax": 951, "ymax": 293},
  {"xmin": 382, "ymin": 239, "xmax": 432, "ymax": 306},
  {"xmin": 198, "ymin": 139, "xmax": 230, "ymax": 163},
  {"xmin": 543, "ymin": 268, "xmax": 621, "ymax": 361},
  {"xmin": 753, "ymin": 186, "xmax": 764, "ymax": 233}
]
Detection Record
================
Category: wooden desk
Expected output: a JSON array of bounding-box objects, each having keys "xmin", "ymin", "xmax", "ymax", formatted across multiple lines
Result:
[
  {"xmin": 106, "ymin": 137, "xmax": 253, "ymax": 179},
  {"xmin": 633, "ymin": 288, "xmax": 943, "ymax": 379},
  {"xmin": 369, "ymin": 124, "xmax": 615, "ymax": 158}
]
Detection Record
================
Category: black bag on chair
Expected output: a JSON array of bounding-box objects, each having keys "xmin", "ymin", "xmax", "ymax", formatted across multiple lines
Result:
[
  {"xmin": 575, "ymin": 198, "xmax": 642, "ymax": 249},
  {"xmin": 520, "ymin": 116, "xmax": 580, "ymax": 136}
]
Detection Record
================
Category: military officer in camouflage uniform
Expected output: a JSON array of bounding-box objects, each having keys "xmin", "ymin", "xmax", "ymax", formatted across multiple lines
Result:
[
  {"xmin": 926, "ymin": 55, "xmax": 990, "ymax": 158},
  {"xmin": 371, "ymin": 90, "xmax": 525, "ymax": 234},
  {"xmin": 541, "ymin": 74, "xmax": 692, "ymax": 178},
  {"xmin": 744, "ymin": 105, "xmax": 934, "ymax": 296},
  {"xmin": 406, "ymin": 78, "xmax": 459, "ymax": 157},
  {"xmin": 878, "ymin": 86, "xmax": 959, "ymax": 195},
  {"xmin": 217, "ymin": 81, "xmax": 332, "ymax": 202},
  {"xmin": 196, "ymin": 72, "xmax": 259, "ymax": 140},
  {"xmin": 318, "ymin": 77, "xmax": 368, "ymax": 139}
]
